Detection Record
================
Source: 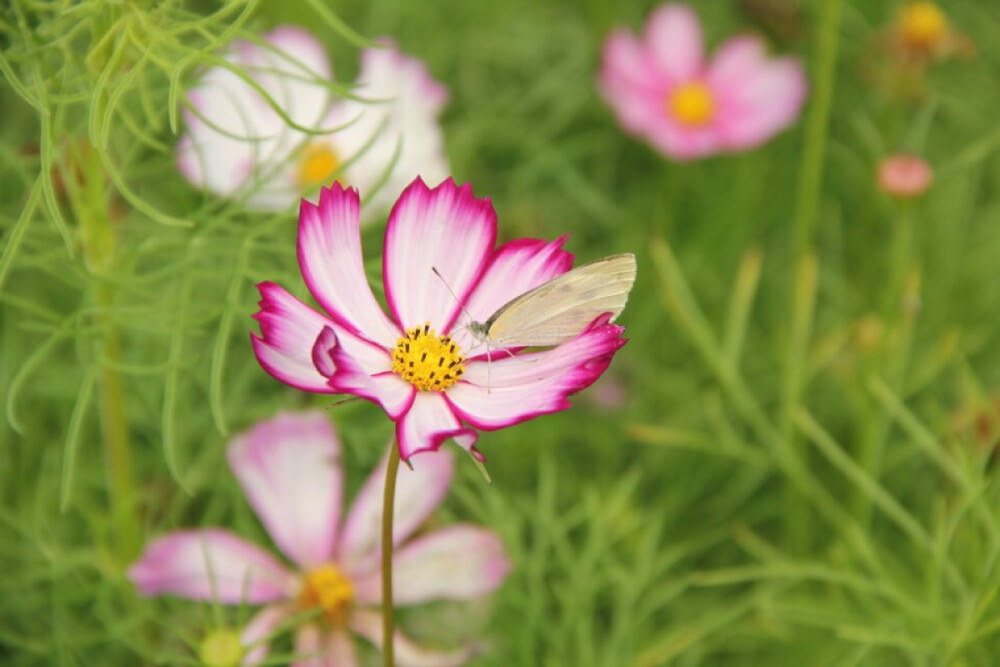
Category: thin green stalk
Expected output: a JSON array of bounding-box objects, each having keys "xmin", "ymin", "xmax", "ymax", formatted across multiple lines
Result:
[
  {"xmin": 68, "ymin": 142, "xmax": 140, "ymax": 561},
  {"xmin": 790, "ymin": 0, "xmax": 843, "ymax": 254},
  {"xmin": 381, "ymin": 442, "xmax": 402, "ymax": 667},
  {"xmin": 857, "ymin": 208, "xmax": 917, "ymax": 524},
  {"xmin": 781, "ymin": 253, "xmax": 819, "ymax": 552},
  {"xmin": 783, "ymin": 0, "xmax": 844, "ymax": 551},
  {"xmin": 98, "ymin": 300, "xmax": 139, "ymax": 560}
]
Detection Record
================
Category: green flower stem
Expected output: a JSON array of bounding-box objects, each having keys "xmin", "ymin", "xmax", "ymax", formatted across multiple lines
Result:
[
  {"xmin": 790, "ymin": 0, "xmax": 843, "ymax": 255},
  {"xmin": 381, "ymin": 441, "xmax": 402, "ymax": 667},
  {"xmin": 97, "ymin": 289, "xmax": 139, "ymax": 561},
  {"xmin": 857, "ymin": 208, "xmax": 917, "ymax": 523},
  {"xmin": 70, "ymin": 142, "xmax": 139, "ymax": 562},
  {"xmin": 783, "ymin": 0, "xmax": 844, "ymax": 552}
]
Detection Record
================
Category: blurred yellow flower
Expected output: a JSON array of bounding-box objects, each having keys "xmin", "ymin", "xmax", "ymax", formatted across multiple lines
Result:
[{"xmin": 898, "ymin": 2, "xmax": 948, "ymax": 51}]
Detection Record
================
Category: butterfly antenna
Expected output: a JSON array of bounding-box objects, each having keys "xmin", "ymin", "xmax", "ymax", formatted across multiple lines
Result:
[{"xmin": 431, "ymin": 267, "xmax": 476, "ymax": 323}]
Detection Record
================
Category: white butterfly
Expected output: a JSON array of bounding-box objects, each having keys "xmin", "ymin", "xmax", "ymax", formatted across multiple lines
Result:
[
  {"xmin": 465, "ymin": 252, "xmax": 637, "ymax": 349},
  {"xmin": 433, "ymin": 252, "xmax": 634, "ymax": 394}
]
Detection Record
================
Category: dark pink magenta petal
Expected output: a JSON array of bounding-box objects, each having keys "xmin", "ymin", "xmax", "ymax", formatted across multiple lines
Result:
[
  {"xmin": 446, "ymin": 316, "xmax": 626, "ymax": 430},
  {"xmin": 337, "ymin": 446, "xmax": 454, "ymax": 575},
  {"xmin": 349, "ymin": 609, "xmax": 477, "ymax": 667},
  {"xmin": 312, "ymin": 326, "xmax": 415, "ymax": 419},
  {"xmin": 227, "ymin": 411, "xmax": 343, "ymax": 569},
  {"xmin": 128, "ymin": 529, "xmax": 295, "ymax": 603},
  {"xmin": 353, "ymin": 525, "xmax": 510, "ymax": 606},
  {"xmin": 298, "ymin": 184, "xmax": 400, "ymax": 346},
  {"xmin": 395, "ymin": 392, "xmax": 479, "ymax": 460},
  {"xmin": 383, "ymin": 178, "xmax": 497, "ymax": 333},
  {"xmin": 251, "ymin": 282, "xmax": 339, "ymax": 393}
]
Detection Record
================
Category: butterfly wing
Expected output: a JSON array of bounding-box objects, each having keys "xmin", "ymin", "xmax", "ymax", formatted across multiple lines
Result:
[{"xmin": 484, "ymin": 253, "xmax": 636, "ymax": 346}]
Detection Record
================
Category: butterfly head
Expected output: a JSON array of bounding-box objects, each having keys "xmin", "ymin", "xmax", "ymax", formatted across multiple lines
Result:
[{"xmin": 466, "ymin": 320, "xmax": 491, "ymax": 344}]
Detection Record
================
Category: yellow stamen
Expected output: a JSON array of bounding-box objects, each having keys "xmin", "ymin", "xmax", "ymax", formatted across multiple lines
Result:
[
  {"xmin": 298, "ymin": 143, "xmax": 340, "ymax": 187},
  {"xmin": 899, "ymin": 2, "xmax": 948, "ymax": 49},
  {"xmin": 298, "ymin": 565, "xmax": 354, "ymax": 624},
  {"xmin": 391, "ymin": 322, "xmax": 466, "ymax": 392},
  {"xmin": 668, "ymin": 82, "xmax": 715, "ymax": 127}
]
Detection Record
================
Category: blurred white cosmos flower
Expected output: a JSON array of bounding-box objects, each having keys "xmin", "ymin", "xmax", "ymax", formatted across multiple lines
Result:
[
  {"xmin": 177, "ymin": 27, "xmax": 449, "ymax": 215},
  {"xmin": 130, "ymin": 411, "xmax": 509, "ymax": 666}
]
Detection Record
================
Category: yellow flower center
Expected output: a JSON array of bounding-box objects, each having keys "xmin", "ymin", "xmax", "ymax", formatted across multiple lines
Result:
[
  {"xmin": 297, "ymin": 143, "xmax": 341, "ymax": 187},
  {"xmin": 198, "ymin": 630, "xmax": 243, "ymax": 667},
  {"xmin": 391, "ymin": 322, "xmax": 466, "ymax": 392},
  {"xmin": 668, "ymin": 82, "xmax": 715, "ymax": 127},
  {"xmin": 899, "ymin": 2, "xmax": 948, "ymax": 49},
  {"xmin": 298, "ymin": 565, "xmax": 354, "ymax": 624}
]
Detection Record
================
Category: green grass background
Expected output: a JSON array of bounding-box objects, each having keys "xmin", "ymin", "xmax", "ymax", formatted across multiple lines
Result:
[{"xmin": 2, "ymin": 0, "xmax": 1000, "ymax": 664}]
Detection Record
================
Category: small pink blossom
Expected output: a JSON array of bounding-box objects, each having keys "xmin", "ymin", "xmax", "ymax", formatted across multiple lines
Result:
[
  {"xmin": 877, "ymin": 154, "xmax": 933, "ymax": 199},
  {"xmin": 129, "ymin": 411, "xmax": 509, "ymax": 666},
  {"xmin": 599, "ymin": 3, "xmax": 808, "ymax": 160},
  {"xmin": 251, "ymin": 178, "xmax": 628, "ymax": 461},
  {"xmin": 178, "ymin": 28, "xmax": 448, "ymax": 215}
]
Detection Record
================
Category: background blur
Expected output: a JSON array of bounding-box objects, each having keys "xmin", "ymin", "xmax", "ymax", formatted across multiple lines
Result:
[{"xmin": 2, "ymin": 0, "xmax": 1000, "ymax": 664}]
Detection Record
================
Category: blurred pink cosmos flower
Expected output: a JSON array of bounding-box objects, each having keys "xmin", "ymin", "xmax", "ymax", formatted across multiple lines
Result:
[
  {"xmin": 599, "ymin": 3, "xmax": 808, "ymax": 160},
  {"xmin": 178, "ymin": 27, "xmax": 448, "ymax": 214},
  {"xmin": 251, "ymin": 178, "xmax": 628, "ymax": 461},
  {"xmin": 877, "ymin": 154, "xmax": 933, "ymax": 199},
  {"xmin": 130, "ymin": 411, "xmax": 509, "ymax": 666}
]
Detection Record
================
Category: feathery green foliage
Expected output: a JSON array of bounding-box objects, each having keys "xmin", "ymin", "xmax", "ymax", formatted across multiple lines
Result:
[{"xmin": 2, "ymin": 0, "xmax": 1000, "ymax": 664}]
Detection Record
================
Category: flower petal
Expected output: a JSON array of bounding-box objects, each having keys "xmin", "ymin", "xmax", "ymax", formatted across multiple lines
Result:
[
  {"xmin": 252, "ymin": 27, "xmax": 332, "ymax": 123},
  {"xmin": 350, "ymin": 609, "xmax": 478, "ymax": 667},
  {"xmin": 337, "ymin": 445, "xmax": 454, "ymax": 574},
  {"xmin": 706, "ymin": 36, "xmax": 768, "ymax": 90},
  {"xmin": 178, "ymin": 27, "xmax": 333, "ymax": 208},
  {"xmin": 298, "ymin": 184, "xmax": 400, "ymax": 346},
  {"xmin": 241, "ymin": 27, "xmax": 333, "ymax": 167},
  {"xmin": 599, "ymin": 31, "xmax": 671, "ymax": 138},
  {"xmin": 291, "ymin": 624, "xmax": 357, "ymax": 667},
  {"xmin": 643, "ymin": 117, "xmax": 722, "ymax": 161},
  {"xmin": 179, "ymin": 70, "xmax": 271, "ymax": 196},
  {"xmin": 339, "ymin": 44, "xmax": 450, "ymax": 215},
  {"xmin": 312, "ymin": 326, "xmax": 415, "ymax": 419},
  {"xmin": 227, "ymin": 411, "xmax": 343, "ymax": 569},
  {"xmin": 354, "ymin": 526, "xmax": 510, "ymax": 605},
  {"xmin": 711, "ymin": 41, "xmax": 807, "ymax": 149},
  {"xmin": 383, "ymin": 178, "xmax": 497, "ymax": 332},
  {"xmin": 446, "ymin": 315, "xmax": 627, "ymax": 429},
  {"xmin": 242, "ymin": 605, "xmax": 293, "ymax": 666},
  {"xmin": 396, "ymin": 392, "xmax": 479, "ymax": 460},
  {"xmin": 128, "ymin": 529, "xmax": 294, "ymax": 603},
  {"xmin": 360, "ymin": 42, "xmax": 449, "ymax": 117},
  {"xmin": 455, "ymin": 236, "xmax": 574, "ymax": 333},
  {"xmin": 251, "ymin": 282, "xmax": 339, "ymax": 393},
  {"xmin": 601, "ymin": 29, "xmax": 665, "ymax": 93},
  {"xmin": 645, "ymin": 4, "xmax": 705, "ymax": 82}
]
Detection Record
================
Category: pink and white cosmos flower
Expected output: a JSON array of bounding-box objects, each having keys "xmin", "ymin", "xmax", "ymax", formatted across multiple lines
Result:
[
  {"xmin": 178, "ymin": 27, "xmax": 448, "ymax": 214},
  {"xmin": 599, "ymin": 3, "xmax": 808, "ymax": 160},
  {"xmin": 251, "ymin": 177, "xmax": 628, "ymax": 460},
  {"xmin": 129, "ymin": 411, "xmax": 509, "ymax": 666}
]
